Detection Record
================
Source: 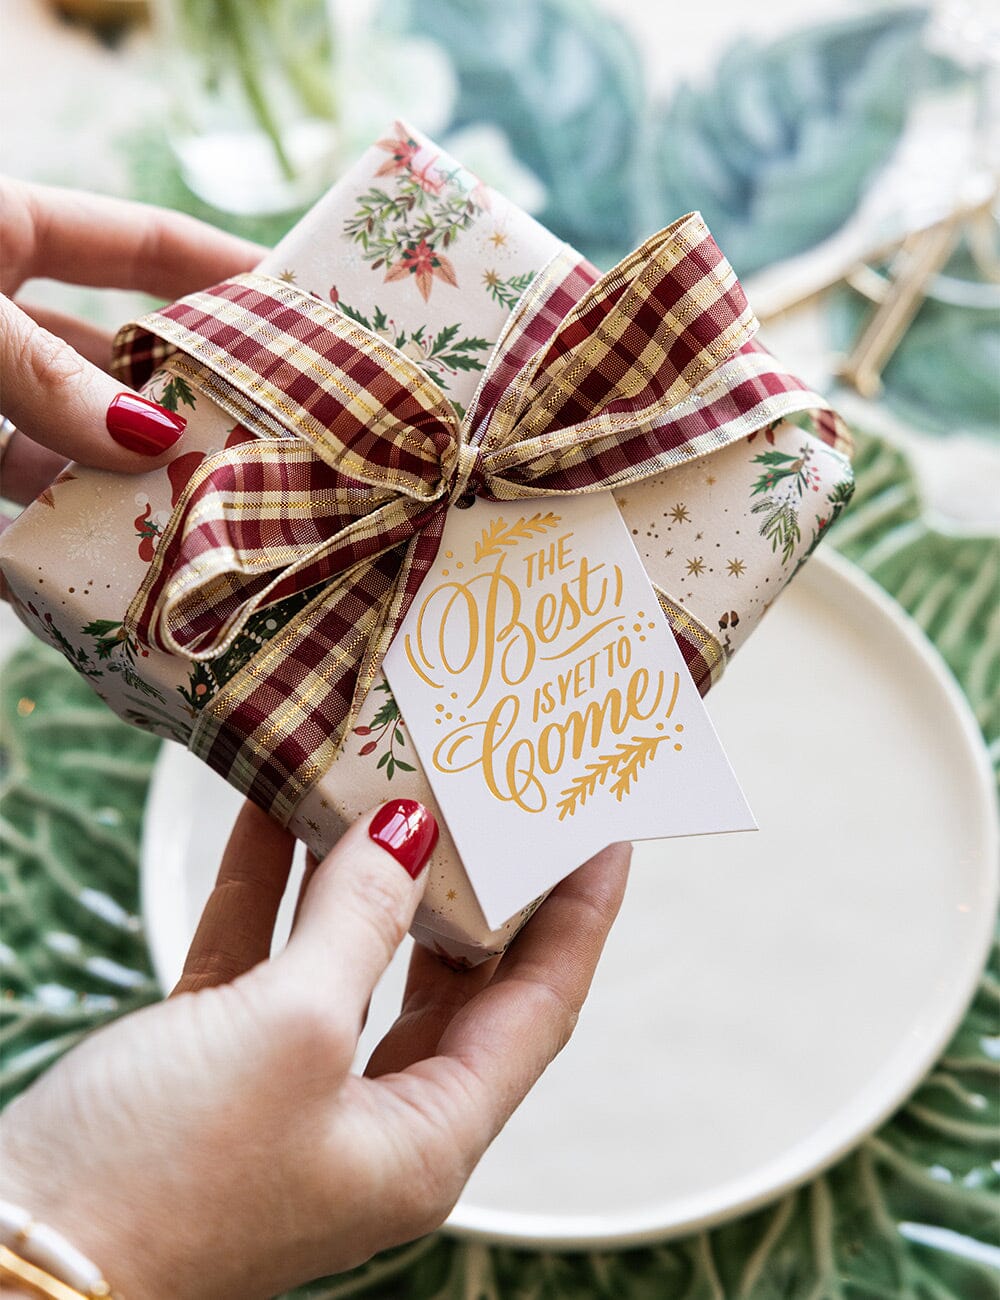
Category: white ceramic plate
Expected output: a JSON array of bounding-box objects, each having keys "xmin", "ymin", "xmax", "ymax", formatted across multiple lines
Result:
[{"xmin": 140, "ymin": 550, "xmax": 998, "ymax": 1247}]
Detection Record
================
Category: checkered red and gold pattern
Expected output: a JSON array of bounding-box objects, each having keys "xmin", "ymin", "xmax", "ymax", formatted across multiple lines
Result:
[{"xmin": 111, "ymin": 212, "xmax": 849, "ymax": 822}]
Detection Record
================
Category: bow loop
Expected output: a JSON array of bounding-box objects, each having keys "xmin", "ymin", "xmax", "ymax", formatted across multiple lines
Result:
[
  {"xmin": 111, "ymin": 274, "xmax": 462, "ymax": 501},
  {"xmin": 111, "ymin": 219, "xmax": 847, "ymax": 821},
  {"xmin": 126, "ymin": 437, "xmax": 435, "ymax": 661},
  {"xmin": 471, "ymin": 215, "xmax": 757, "ymax": 472}
]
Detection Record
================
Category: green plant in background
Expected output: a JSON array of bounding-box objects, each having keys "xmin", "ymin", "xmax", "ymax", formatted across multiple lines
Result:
[
  {"xmin": 160, "ymin": 0, "xmax": 337, "ymax": 181},
  {"xmin": 381, "ymin": 0, "xmax": 645, "ymax": 267},
  {"xmin": 648, "ymin": 7, "xmax": 932, "ymax": 278},
  {"xmin": 385, "ymin": 2, "xmax": 935, "ymax": 276}
]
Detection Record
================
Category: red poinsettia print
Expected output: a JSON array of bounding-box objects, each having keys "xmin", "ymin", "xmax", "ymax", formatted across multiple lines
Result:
[
  {"xmin": 384, "ymin": 239, "xmax": 458, "ymax": 302},
  {"xmin": 374, "ymin": 125, "xmax": 422, "ymax": 177},
  {"xmin": 374, "ymin": 124, "xmax": 444, "ymax": 195}
]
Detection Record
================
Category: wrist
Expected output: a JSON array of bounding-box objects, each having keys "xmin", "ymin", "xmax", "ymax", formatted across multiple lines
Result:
[{"xmin": 0, "ymin": 1129, "xmax": 130, "ymax": 1299}]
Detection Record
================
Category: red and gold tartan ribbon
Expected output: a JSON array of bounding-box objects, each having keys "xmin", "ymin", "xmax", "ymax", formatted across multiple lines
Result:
[{"xmin": 112, "ymin": 212, "xmax": 850, "ymax": 822}]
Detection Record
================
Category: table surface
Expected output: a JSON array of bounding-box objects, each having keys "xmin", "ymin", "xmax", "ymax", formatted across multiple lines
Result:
[{"xmin": 1, "ymin": 3, "xmax": 997, "ymax": 1297}]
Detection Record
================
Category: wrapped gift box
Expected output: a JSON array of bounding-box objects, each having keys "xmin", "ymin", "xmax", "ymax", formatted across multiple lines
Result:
[{"xmin": 0, "ymin": 123, "xmax": 853, "ymax": 966}]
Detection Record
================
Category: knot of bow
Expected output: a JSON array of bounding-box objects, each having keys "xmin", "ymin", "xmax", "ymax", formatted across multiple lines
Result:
[{"xmin": 110, "ymin": 213, "xmax": 837, "ymax": 821}]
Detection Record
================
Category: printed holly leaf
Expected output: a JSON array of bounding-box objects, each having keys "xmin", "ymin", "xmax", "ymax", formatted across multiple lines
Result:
[
  {"xmin": 444, "ymin": 351, "xmax": 488, "ymax": 373},
  {"xmin": 81, "ymin": 619, "xmax": 123, "ymax": 637},
  {"xmin": 753, "ymin": 450, "xmax": 801, "ymax": 467},
  {"xmin": 432, "ymin": 322, "xmax": 461, "ymax": 353},
  {"xmin": 337, "ymin": 301, "xmax": 373, "ymax": 329},
  {"xmin": 370, "ymin": 699, "xmax": 400, "ymax": 730},
  {"xmin": 159, "ymin": 375, "xmax": 197, "ymax": 413}
]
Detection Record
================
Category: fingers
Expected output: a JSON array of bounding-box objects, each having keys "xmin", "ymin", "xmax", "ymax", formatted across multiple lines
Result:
[
  {"xmin": 2, "ymin": 178, "xmax": 264, "ymax": 299},
  {"xmin": 378, "ymin": 842, "xmax": 631, "ymax": 1168},
  {"xmin": 0, "ymin": 295, "xmax": 188, "ymax": 472},
  {"xmin": 17, "ymin": 301, "xmax": 115, "ymax": 370},
  {"xmin": 271, "ymin": 800, "xmax": 437, "ymax": 1041},
  {"xmin": 173, "ymin": 801, "xmax": 295, "ymax": 996},
  {"xmin": 0, "ymin": 428, "xmax": 67, "ymax": 505},
  {"xmin": 364, "ymin": 947, "xmax": 500, "ymax": 1078}
]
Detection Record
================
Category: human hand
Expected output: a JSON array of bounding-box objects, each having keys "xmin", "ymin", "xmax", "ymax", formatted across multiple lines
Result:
[
  {"xmin": 0, "ymin": 800, "xmax": 630, "ymax": 1299},
  {"xmin": 0, "ymin": 178, "xmax": 262, "ymax": 507}
]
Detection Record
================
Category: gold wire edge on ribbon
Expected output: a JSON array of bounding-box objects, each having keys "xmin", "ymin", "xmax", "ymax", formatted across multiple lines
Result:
[
  {"xmin": 651, "ymin": 586, "xmax": 727, "ymax": 678},
  {"xmin": 114, "ymin": 218, "xmax": 842, "ymax": 820}
]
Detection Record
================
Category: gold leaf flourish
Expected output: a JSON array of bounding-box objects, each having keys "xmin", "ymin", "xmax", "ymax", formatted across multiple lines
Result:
[
  {"xmin": 556, "ymin": 731, "xmax": 673, "ymax": 821},
  {"xmin": 473, "ymin": 512, "xmax": 561, "ymax": 563}
]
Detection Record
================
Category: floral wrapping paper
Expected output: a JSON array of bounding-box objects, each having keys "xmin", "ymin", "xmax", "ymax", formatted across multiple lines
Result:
[{"xmin": 0, "ymin": 125, "xmax": 853, "ymax": 965}]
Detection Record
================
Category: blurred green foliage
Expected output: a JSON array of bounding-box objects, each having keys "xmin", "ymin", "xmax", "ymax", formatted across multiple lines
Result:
[{"xmin": 648, "ymin": 8, "xmax": 932, "ymax": 276}]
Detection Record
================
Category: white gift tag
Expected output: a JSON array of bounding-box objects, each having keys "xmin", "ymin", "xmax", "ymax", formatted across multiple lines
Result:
[{"xmin": 384, "ymin": 494, "xmax": 754, "ymax": 927}]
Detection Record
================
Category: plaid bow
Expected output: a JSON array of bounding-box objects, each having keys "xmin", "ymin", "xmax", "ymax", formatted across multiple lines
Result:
[{"xmin": 111, "ymin": 212, "xmax": 848, "ymax": 823}]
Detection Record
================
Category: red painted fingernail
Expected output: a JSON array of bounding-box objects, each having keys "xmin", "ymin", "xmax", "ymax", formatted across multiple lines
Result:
[
  {"xmin": 369, "ymin": 799, "xmax": 438, "ymax": 879},
  {"xmin": 106, "ymin": 392, "xmax": 186, "ymax": 456}
]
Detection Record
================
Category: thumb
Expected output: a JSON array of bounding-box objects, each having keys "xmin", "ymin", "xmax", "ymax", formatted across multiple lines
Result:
[{"xmin": 0, "ymin": 295, "xmax": 187, "ymax": 473}]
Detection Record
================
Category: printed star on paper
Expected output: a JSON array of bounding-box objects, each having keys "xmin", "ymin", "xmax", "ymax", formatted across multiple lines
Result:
[
  {"xmin": 706, "ymin": 474, "xmax": 717, "ymax": 486},
  {"xmin": 686, "ymin": 556, "xmax": 706, "ymax": 577},
  {"xmin": 278, "ymin": 268, "xmax": 297, "ymax": 283},
  {"xmin": 669, "ymin": 503, "xmax": 691, "ymax": 524},
  {"xmin": 727, "ymin": 558, "xmax": 746, "ymax": 577},
  {"xmin": 483, "ymin": 269, "xmax": 500, "ymax": 289},
  {"xmin": 488, "ymin": 229, "xmax": 509, "ymax": 248},
  {"xmin": 446, "ymin": 889, "xmax": 457, "ymax": 901}
]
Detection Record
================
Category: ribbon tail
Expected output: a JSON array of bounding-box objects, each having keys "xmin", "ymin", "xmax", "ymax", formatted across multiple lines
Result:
[{"xmin": 187, "ymin": 510, "xmax": 447, "ymax": 823}]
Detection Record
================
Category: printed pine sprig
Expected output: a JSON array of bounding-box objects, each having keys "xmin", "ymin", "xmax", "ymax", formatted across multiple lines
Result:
[
  {"xmin": 33, "ymin": 612, "xmax": 102, "ymax": 681},
  {"xmin": 750, "ymin": 447, "xmax": 813, "ymax": 498},
  {"xmin": 793, "ymin": 472, "xmax": 857, "ymax": 578},
  {"xmin": 82, "ymin": 618, "xmax": 131, "ymax": 661},
  {"xmin": 482, "ymin": 268, "xmax": 535, "ymax": 310},
  {"xmin": 344, "ymin": 183, "xmax": 480, "ymax": 270},
  {"xmin": 473, "ymin": 512, "xmax": 561, "ymax": 563},
  {"xmin": 335, "ymin": 301, "xmax": 490, "ymax": 391},
  {"xmin": 751, "ymin": 497, "xmax": 802, "ymax": 565},
  {"xmin": 556, "ymin": 731, "xmax": 672, "ymax": 821},
  {"xmin": 80, "ymin": 619, "xmax": 165, "ymax": 701},
  {"xmin": 748, "ymin": 442, "xmax": 825, "ymax": 566}
]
